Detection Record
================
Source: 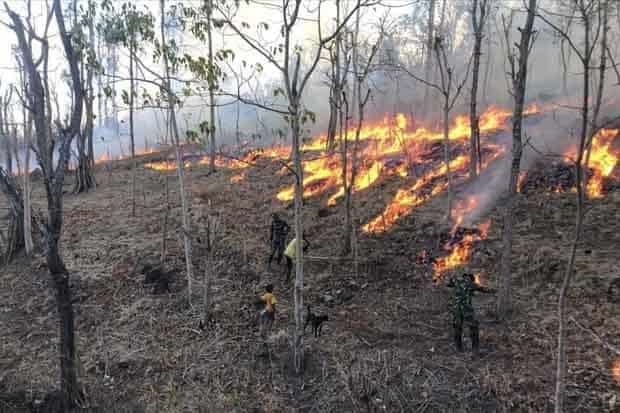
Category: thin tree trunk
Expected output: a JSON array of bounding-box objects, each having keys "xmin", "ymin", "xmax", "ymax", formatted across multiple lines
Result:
[
  {"xmin": 23, "ymin": 113, "xmax": 33, "ymax": 254},
  {"xmin": 342, "ymin": 92, "xmax": 351, "ymax": 254},
  {"xmin": 497, "ymin": 0, "xmax": 536, "ymax": 319},
  {"xmin": 555, "ymin": 11, "xmax": 590, "ymax": 413},
  {"xmin": 206, "ymin": 0, "xmax": 217, "ymax": 174},
  {"xmin": 326, "ymin": 0, "xmax": 341, "ymax": 152},
  {"xmin": 47, "ymin": 246, "xmax": 78, "ymax": 410},
  {"xmin": 584, "ymin": 0, "xmax": 608, "ymax": 174},
  {"xmin": 88, "ymin": 15, "xmax": 97, "ymax": 172},
  {"xmin": 442, "ymin": 100, "xmax": 453, "ymax": 219},
  {"xmin": 423, "ymin": 0, "xmax": 436, "ymax": 110},
  {"xmin": 129, "ymin": 41, "xmax": 136, "ymax": 216},
  {"xmin": 291, "ymin": 103, "xmax": 305, "ymax": 374},
  {"xmin": 482, "ymin": 23, "xmax": 492, "ymax": 109},
  {"xmin": 469, "ymin": 0, "xmax": 487, "ymax": 179},
  {"xmin": 161, "ymin": 0, "xmax": 194, "ymax": 306},
  {"xmin": 235, "ymin": 98, "xmax": 241, "ymax": 147}
]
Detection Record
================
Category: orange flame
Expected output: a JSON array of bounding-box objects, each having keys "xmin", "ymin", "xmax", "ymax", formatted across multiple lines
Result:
[
  {"xmin": 284, "ymin": 104, "xmax": 532, "ymax": 222},
  {"xmin": 362, "ymin": 155, "xmax": 469, "ymax": 233},
  {"xmin": 613, "ymin": 359, "xmax": 620, "ymax": 383},
  {"xmin": 432, "ymin": 219, "xmax": 491, "ymax": 281},
  {"xmin": 584, "ymin": 128, "xmax": 618, "ymax": 198}
]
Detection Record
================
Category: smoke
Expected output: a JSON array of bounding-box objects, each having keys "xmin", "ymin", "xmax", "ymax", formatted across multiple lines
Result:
[{"xmin": 459, "ymin": 101, "xmax": 617, "ymax": 227}]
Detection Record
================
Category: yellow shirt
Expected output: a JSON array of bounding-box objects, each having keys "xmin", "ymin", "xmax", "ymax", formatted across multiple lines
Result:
[
  {"xmin": 261, "ymin": 293, "xmax": 277, "ymax": 313},
  {"xmin": 284, "ymin": 238, "xmax": 297, "ymax": 259}
]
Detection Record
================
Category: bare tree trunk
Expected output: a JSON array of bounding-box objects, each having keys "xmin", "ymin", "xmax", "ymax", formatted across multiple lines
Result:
[
  {"xmin": 326, "ymin": 0, "xmax": 341, "ymax": 152},
  {"xmin": 469, "ymin": 0, "xmax": 488, "ymax": 179},
  {"xmin": 442, "ymin": 99, "xmax": 453, "ymax": 218},
  {"xmin": 88, "ymin": 14, "xmax": 97, "ymax": 173},
  {"xmin": 482, "ymin": 23, "xmax": 492, "ymax": 109},
  {"xmin": 5, "ymin": 0, "xmax": 86, "ymax": 405},
  {"xmin": 48, "ymin": 244, "xmax": 79, "ymax": 410},
  {"xmin": 584, "ymin": 0, "xmax": 608, "ymax": 174},
  {"xmin": 23, "ymin": 112, "xmax": 33, "ymax": 254},
  {"xmin": 555, "ymin": 7, "xmax": 591, "ymax": 412},
  {"xmin": 342, "ymin": 93, "xmax": 351, "ymax": 254},
  {"xmin": 497, "ymin": 0, "xmax": 536, "ymax": 319},
  {"xmin": 161, "ymin": 0, "xmax": 194, "ymax": 306},
  {"xmin": 423, "ymin": 0, "xmax": 436, "ymax": 110},
  {"xmin": 291, "ymin": 103, "xmax": 305, "ymax": 374},
  {"xmin": 235, "ymin": 98, "xmax": 241, "ymax": 147},
  {"xmin": 560, "ymin": 40, "xmax": 570, "ymax": 96},
  {"xmin": 0, "ymin": 91, "xmax": 13, "ymax": 176},
  {"xmin": 129, "ymin": 40, "xmax": 137, "ymax": 216},
  {"xmin": 206, "ymin": 0, "xmax": 217, "ymax": 174},
  {"xmin": 74, "ymin": 0, "xmax": 95, "ymax": 193}
]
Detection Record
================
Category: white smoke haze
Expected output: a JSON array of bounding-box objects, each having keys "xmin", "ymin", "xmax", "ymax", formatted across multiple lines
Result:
[
  {"xmin": 0, "ymin": 0, "xmax": 618, "ymax": 198},
  {"xmin": 459, "ymin": 100, "xmax": 619, "ymax": 227}
]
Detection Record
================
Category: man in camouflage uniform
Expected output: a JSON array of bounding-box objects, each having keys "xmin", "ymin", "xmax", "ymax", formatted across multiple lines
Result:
[
  {"xmin": 447, "ymin": 273, "xmax": 495, "ymax": 353},
  {"xmin": 268, "ymin": 213, "xmax": 290, "ymax": 269}
]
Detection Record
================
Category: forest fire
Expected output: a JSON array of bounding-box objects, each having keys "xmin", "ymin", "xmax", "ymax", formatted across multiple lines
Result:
[
  {"xmin": 583, "ymin": 128, "xmax": 618, "ymax": 198},
  {"xmin": 143, "ymin": 146, "xmax": 290, "ymax": 173},
  {"xmin": 279, "ymin": 104, "xmax": 537, "ymax": 209},
  {"xmin": 433, "ymin": 220, "xmax": 491, "ymax": 281},
  {"xmin": 613, "ymin": 359, "xmax": 620, "ymax": 383},
  {"xmin": 362, "ymin": 155, "xmax": 469, "ymax": 233}
]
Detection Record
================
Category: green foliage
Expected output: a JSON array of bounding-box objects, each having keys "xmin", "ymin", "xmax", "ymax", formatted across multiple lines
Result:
[
  {"xmin": 186, "ymin": 130, "xmax": 199, "ymax": 142},
  {"xmin": 300, "ymin": 109, "xmax": 316, "ymax": 125},
  {"xmin": 199, "ymin": 120, "xmax": 211, "ymax": 136},
  {"xmin": 99, "ymin": 3, "xmax": 155, "ymax": 51}
]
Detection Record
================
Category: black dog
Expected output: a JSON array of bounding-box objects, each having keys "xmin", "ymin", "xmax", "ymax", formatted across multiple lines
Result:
[{"xmin": 304, "ymin": 305, "xmax": 328, "ymax": 337}]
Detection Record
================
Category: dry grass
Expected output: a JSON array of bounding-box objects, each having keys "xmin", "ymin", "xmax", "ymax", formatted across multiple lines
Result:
[{"xmin": 0, "ymin": 154, "xmax": 619, "ymax": 412}]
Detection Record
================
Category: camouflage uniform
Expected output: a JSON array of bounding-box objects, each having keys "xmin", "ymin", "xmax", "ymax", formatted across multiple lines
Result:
[
  {"xmin": 448, "ymin": 275, "xmax": 491, "ymax": 352},
  {"xmin": 268, "ymin": 215, "xmax": 290, "ymax": 268}
]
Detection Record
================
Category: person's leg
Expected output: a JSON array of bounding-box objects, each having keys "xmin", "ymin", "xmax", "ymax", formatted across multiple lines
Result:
[
  {"xmin": 268, "ymin": 241, "xmax": 277, "ymax": 268},
  {"xmin": 259, "ymin": 310, "xmax": 266, "ymax": 337},
  {"xmin": 470, "ymin": 319, "xmax": 480, "ymax": 353},
  {"xmin": 453, "ymin": 313, "xmax": 464, "ymax": 352},
  {"xmin": 285, "ymin": 256, "xmax": 293, "ymax": 281},
  {"xmin": 276, "ymin": 238, "xmax": 285, "ymax": 265}
]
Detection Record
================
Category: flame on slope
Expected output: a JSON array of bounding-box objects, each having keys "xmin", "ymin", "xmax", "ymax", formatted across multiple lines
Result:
[
  {"xmin": 277, "ymin": 156, "xmax": 341, "ymax": 201},
  {"xmin": 144, "ymin": 147, "xmax": 287, "ymax": 173},
  {"xmin": 433, "ymin": 220, "xmax": 491, "ymax": 281},
  {"xmin": 613, "ymin": 359, "xmax": 620, "ymax": 383},
  {"xmin": 584, "ymin": 128, "xmax": 618, "ymax": 198},
  {"xmin": 302, "ymin": 104, "xmax": 539, "ymax": 153},
  {"xmin": 284, "ymin": 105, "xmax": 531, "ymax": 208},
  {"xmin": 327, "ymin": 160, "xmax": 384, "ymax": 206},
  {"xmin": 362, "ymin": 155, "xmax": 469, "ymax": 233}
]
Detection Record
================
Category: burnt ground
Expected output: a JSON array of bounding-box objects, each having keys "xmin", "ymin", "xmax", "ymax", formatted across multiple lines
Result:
[{"xmin": 0, "ymin": 152, "xmax": 619, "ymax": 412}]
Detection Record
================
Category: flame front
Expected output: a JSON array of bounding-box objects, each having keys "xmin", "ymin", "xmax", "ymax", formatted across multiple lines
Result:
[
  {"xmin": 585, "ymin": 129, "xmax": 618, "ymax": 198},
  {"xmin": 275, "ymin": 105, "xmax": 534, "ymax": 231},
  {"xmin": 433, "ymin": 220, "xmax": 491, "ymax": 281},
  {"xmin": 613, "ymin": 359, "xmax": 620, "ymax": 383}
]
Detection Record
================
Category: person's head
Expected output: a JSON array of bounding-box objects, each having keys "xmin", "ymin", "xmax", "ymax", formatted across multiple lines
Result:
[
  {"xmin": 265, "ymin": 283, "xmax": 274, "ymax": 293},
  {"xmin": 272, "ymin": 212, "xmax": 280, "ymax": 221},
  {"xmin": 463, "ymin": 273, "xmax": 475, "ymax": 283}
]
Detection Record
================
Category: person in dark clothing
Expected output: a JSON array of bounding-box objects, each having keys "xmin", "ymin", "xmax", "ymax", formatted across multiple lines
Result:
[
  {"xmin": 447, "ymin": 273, "xmax": 495, "ymax": 353},
  {"xmin": 268, "ymin": 213, "xmax": 290, "ymax": 269}
]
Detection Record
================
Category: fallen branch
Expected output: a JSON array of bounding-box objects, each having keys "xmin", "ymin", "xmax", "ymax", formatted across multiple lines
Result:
[{"xmin": 569, "ymin": 316, "xmax": 620, "ymax": 356}]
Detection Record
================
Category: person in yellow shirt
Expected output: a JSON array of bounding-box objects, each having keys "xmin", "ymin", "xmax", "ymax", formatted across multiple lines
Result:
[
  {"xmin": 283, "ymin": 236, "xmax": 309, "ymax": 281},
  {"xmin": 259, "ymin": 284, "xmax": 277, "ymax": 336}
]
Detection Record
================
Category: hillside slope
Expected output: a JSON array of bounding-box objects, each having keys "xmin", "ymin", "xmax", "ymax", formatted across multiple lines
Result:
[{"xmin": 1, "ymin": 152, "xmax": 619, "ymax": 412}]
